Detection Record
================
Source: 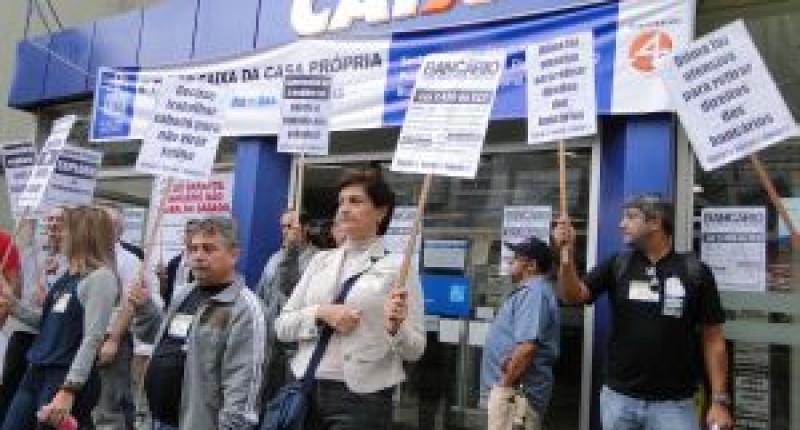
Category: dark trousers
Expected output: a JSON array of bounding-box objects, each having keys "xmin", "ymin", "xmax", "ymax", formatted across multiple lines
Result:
[
  {"xmin": 1, "ymin": 365, "xmax": 100, "ymax": 430},
  {"xmin": 0, "ymin": 332, "xmax": 36, "ymax": 422},
  {"xmin": 308, "ymin": 380, "xmax": 393, "ymax": 430}
]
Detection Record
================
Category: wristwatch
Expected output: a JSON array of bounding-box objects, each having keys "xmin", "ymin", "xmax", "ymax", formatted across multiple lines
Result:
[{"xmin": 711, "ymin": 392, "xmax": 731, "ymax": 407}]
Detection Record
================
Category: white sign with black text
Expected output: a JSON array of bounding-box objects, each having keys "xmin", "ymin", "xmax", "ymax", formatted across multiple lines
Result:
[
  {"xmin": 384, "ymin": 206, "xmax": 419, "ymax": 256},
  {"xmin": 278, "ymin": 75, "xmax": 332, "ymax": 155},
  {"xmin": 660, "ymin": 20, "xmax": 798, "ymax": 171},
  {"xmin": 701, "ymin": 207, "xmax": 766, "ymax": 292},
  {"xmin": 391, "ymin": 50, "xmax": 506, "ymax": 178},
  {"xmin": 121, "ymin": 207, "xmax": 147, "ymax": 247},
  {"xmin": 136, "ymin": 79, "xmax": 229, "ymax": 180},
  {"xmin": 1, "ymin": 141, "xmax": 36, "ymax": 219},
  {"xmin": 527, "ymin": 32, "xmax": 597, "ymax": 144},
  {"xmin": 45, "ymin": 145, "xmax": 103, "ymax": 208},
  {"xmin": 500, "ymin": 206, "xmax": 552, "ymax": 276},
  {"xmin": 18, "ymin": 115, "xmax": 79, "ymax": 212}
]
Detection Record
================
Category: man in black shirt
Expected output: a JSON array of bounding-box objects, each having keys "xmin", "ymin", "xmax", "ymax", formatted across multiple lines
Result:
[{"xmin": 554, "ymin": 194, "xmax": 734, "ymax": 430}]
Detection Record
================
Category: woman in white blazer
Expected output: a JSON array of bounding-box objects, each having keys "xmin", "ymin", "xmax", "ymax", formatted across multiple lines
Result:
[{"xmin": 275, "ymin": 168, "xmax": 426, "ymax": 430}]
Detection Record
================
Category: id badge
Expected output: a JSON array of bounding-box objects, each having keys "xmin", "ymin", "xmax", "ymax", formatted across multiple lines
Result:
[
  {"xmin": 52, "ymin": 293, "xmax": 71, "ymax": 313},
  {"xmin": 168, "ymin": 313, "xmax": 194, "ymax": 339},
  {"xmin": 628, "ymin": 281, "xmax": 659, "ymax": 302},
  {"xmin": 663, "ymin": 277, "xmax": 686, "ymax": 317}
]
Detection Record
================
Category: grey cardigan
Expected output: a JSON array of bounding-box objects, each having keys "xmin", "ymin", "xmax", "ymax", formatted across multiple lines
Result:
[
  {"xmin": 14, "ymin": 267, "xmax": 119, "ymax": 387},
  {"xmin": 132, "ymin": 276, "xmax": 270, "ymax": 430}
]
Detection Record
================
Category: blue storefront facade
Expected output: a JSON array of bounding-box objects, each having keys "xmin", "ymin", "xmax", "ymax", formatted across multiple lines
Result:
[{"xmin": 8, "ymin": 1, "xmax": 693, "ymax": 429}]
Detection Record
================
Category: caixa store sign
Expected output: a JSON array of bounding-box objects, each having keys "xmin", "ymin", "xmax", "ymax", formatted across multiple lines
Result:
[{"xmin": 289, "ymin": 0, "xmax": 603, "ymax": 36}]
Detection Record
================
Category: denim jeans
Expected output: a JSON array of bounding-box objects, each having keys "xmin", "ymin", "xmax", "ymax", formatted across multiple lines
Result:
[
  {"xmin": 1, "ymin": 365, "xmax": 99, "ymax": 430},
  {"xmin": 600, "ymin": 386, "xmax": 700, "ymax": 430},
  {"xmin": 151, "ymin": 420, "xmax": 178, "ymax": 430},
  {"xmin": 308, "ymin": 379, "xmax": 394, "ymax": 430}
]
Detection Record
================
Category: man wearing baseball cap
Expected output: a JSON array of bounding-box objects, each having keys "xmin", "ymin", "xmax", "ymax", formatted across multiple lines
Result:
[{"xmin": 480, "ymin": 236, "xmax": 560, "ymax": 430}]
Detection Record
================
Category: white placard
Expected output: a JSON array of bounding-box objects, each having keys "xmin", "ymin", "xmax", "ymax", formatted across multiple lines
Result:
[
  {"xmin": 136, "ymin": 79, "xmax": 229, "ymax": 180},
  {"xmin": 500, "ymin": 206, "xmax": 552, "ymax": 276},
  {"xmin": 701, "ymin": 207, "xmax": 766, "ymax": 292},
  {"xmin": 660, "ymin": 20, "xmax": 799, "ymax": 171},
  {"xmin": 467, "ymin": 320, "xmax": 490, "ymax": 346},
  {"xmin": 384, "ymin": 206, "xmax": 418, "ymax": 255},
  {"xmin": 527, "ymin": 32, "xmax": 597, "ymax": 144},
  {"xmin": 18, "ymin": 116, "xmax": 78, "ymax": 213},
  {"xmin": 45, "ymin": 146, "xmax": 103, "ymax": 208},
  {"xmin": 121, "ymin": 207, "xmax": 147, "ymax": 247},
  {"xmin": 391, "ymin": 50, "xmax": 506, "ymax": 179},
  {"xmin": 423, "ymin": 239, "xmax": 468, "ymax": 271},
  {"xmin": 1, "ymin": 141, "xmax": 36, "ymax": 219},
  {"xmin": 278, "ymin": 75, "xmax": 332, "ymax": 155},
  {"xmin": 438, "ymin": 318, "xmax": 463, "ymax": 344},
  {"xmin": 147, "ymin": 173, "xmax": 235, "ymax": 263}
]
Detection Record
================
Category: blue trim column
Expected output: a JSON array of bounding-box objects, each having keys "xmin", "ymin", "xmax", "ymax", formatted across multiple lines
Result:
[
  {"xmin": 232, "ymin": 136, "xmax": 291, "ymax": 287},
  {"xmin": 590, "ymin": 113, "xmax": 676, "ymax": 429}
]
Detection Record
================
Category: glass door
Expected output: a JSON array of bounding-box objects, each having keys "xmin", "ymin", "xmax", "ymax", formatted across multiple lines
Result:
[{"xmin": 302, "ymin": 143, "xmax": 598, "ymax": 430}]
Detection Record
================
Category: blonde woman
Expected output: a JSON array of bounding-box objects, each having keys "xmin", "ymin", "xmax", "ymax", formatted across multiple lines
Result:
[{"xmin": 0, "ymin": 206, "xmax": 120, "ymax": 430}]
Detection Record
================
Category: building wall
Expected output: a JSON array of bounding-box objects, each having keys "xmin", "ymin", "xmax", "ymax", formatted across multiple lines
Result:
[{"xmin": 0, "ymin": 0, "xmax": 160, "ymax": 143}]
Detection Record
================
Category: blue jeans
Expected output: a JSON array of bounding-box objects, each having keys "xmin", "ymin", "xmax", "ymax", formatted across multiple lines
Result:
[
  {"xmin": 600, "ymin": 386, "xmax": 700, "ymax": 430},
  {"xmin": 152, "ymin": 420, "xmax": 178, "ymax": 430},
  {"xmin": 1, "ymin": 365, "xmax": 99, "ymax": 430}
]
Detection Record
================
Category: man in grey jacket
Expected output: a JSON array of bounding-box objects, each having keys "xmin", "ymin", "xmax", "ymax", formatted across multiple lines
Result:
[
  {"xmin": 129, "ymin": 216, "xmax": 270, "ymax": 430},
  {"xmin": 256, "ymin": 210, "xmax": 317, "ymax": 400}
]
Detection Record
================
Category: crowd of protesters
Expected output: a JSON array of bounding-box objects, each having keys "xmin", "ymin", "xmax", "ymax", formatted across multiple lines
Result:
[{"xmin": 0, "ymin": 166, "xmax": 734, "ymax": 430}]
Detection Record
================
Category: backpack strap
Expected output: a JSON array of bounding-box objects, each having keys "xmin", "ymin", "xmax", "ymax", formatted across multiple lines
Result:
[
  {"xmin": 612, "ymin": 252, "xmax": 633, "ymax": 285},
  {"xmin": 677, "ymin": 252, "xmax": 704, "ymax": 290}
]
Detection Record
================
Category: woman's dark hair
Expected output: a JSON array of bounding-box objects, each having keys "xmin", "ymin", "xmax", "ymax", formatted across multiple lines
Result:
[{"xmin": 337, "ymin": 167, "xmax": 396, "ymax": 235}]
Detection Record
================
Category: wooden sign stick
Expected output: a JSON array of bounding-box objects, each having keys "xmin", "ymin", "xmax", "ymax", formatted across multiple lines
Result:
[
  {"xmin": 294, "ymin": 152, "xmax": 306, "ymax": 214},
  {"xmin": 559, "ymin": 140, "xmax": 568, "ymax": 218},
  {"xmin": 395, "ymin": 174, "xmax": 433, "ymax": 292},
  {"xmin": 749, "ymin": 154, "xmax": 800, "ymax": 247}
]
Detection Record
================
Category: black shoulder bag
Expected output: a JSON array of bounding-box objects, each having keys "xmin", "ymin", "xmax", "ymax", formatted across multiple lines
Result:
[{"xmin": 259, "ymin": 265, "xmax": 371, "ymax": 430}]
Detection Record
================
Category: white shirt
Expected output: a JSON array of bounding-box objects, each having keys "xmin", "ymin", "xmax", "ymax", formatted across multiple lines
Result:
[
  {"xmin": 316, "ymin": 238, "xmax": 379, "ymax": 381},
  {"xmin": 113, "ymin": 243, "xmax": 163, "ymax": 355}
]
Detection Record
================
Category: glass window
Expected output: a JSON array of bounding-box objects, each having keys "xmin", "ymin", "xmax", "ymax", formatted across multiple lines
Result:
[
  {"xmin": 695, "ymin": 4, "xmax": 800, "ymax": 428},
  {"xmin": 303, "ymin": 145, "xmax": 594, "ymax": 429}
]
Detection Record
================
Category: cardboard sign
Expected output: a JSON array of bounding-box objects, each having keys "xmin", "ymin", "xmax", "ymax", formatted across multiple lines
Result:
[
  {"xmin": 146, "ymin": 173, "xmax": 234, "ymax": 263},
  {"xmin": 46, "ymin": 146, "xmax": 103, "ymax": 208},
  {"xmin": 278, "ymin": 75, "xmax": 332, "ymax": 155},
  {"xmin": 527, "ymin": 32, "xmax": 597, "ymax": 144},
  {"xmin": 660, "ymin": 20, "xmax": 798, "ymax": 171},
  {"xmin": 18, "ymin": 116, "xmax": 79, "ymax": 212},
  {"xmin": 701, "ymin": 207, "xmax": 766, "ymax": 292},
  {"xmin": 136, "ymin": 79, "xmax": 229, "ymax": 180},
  {"xmin": 1, "ymin": 141, "xmax": 36, "ymax": 219},
  {"xmin": 391, "ymin": 50, "xmax": 506, "ymax": 178},
  {"xmin": 500, "ymin": 206, "xmax": 552, "ymax": 276}
]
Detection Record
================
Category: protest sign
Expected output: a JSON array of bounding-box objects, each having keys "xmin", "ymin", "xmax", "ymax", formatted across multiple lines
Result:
[
  {"xmin": 18, "ymin": 116, "xmax": 80, "ymax": 213},
  {"xmin": 384, "ymin": 206, "xmax": 419, "ymax": 256},
  {"xmin": 136, "ymin": 79, "xmax": 229, "ymax": 180},
  {"xmin": 46, "ymin": 146, "xmax": 103, "ymax": 208},
  {"xmin": 527, "ymin": 32, "xmax": 597, "ymax": 145},
  {"xmin": 1, "ymin": 141, "xmax": 36, "ymax": 219},
  {"xmin": 660, "ymin": 20, "xmax": 798, "ymax": 171},
  {"xmin": 121, "ymin": 207, "xmax": 147, "ymax": 247},
  {"xmin": 278, "ymin": 75, "xmax": 332, "ymax": 155},
  {"xmin": 500, "ymin": 206, "xmax": 552, "ymax": 276},
  {"xmin": 391, "ymin": 50, "xmax": 506, "ymax": 179},
  {"xmin": 701, "ymin": 207, "xmax": 766, "ymax": 292},
  {"xmin": 147, "ymin": 173, "xmax": 234, "ymax": 262}
]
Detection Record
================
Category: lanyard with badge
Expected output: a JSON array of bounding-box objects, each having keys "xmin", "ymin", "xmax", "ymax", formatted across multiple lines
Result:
[{"xmin": 628, "ymin": 265, "xmax": 686, "ymax": 317}]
